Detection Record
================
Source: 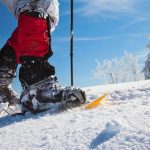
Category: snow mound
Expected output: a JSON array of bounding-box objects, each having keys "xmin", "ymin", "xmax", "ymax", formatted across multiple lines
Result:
[
  {"xmin": 0, "ymin": 80, "xmax": 150, "ymax": 150},
  {"xmin": 105, "ymin": 120, "xmax": 125, "ymax": 133}
]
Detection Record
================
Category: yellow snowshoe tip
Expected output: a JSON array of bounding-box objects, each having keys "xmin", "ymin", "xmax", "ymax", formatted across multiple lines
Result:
[{"xmin": 84, "ymin": 93, "xmax": 108, "ymax": 110}]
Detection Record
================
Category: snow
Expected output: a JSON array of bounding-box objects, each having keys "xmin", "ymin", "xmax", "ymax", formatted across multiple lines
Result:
[
  {"xmin": 0, "ymin": 102, "xmax": 9, "ymax": 112},
  {"xmin": 0, "ymin": 80, "xmax": 150, "ymax": 150}
]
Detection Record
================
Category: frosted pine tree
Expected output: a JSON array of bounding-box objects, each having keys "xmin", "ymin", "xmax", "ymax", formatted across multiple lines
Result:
[{"xmin": 143, "ymin": 52, "xmax": 150, "ymax": 79}]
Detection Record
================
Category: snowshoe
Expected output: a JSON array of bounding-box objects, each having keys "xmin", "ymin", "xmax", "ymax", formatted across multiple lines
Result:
[
  {"xmin": 0, "ymin": 85, "xmax": 19, "ymax": 115},
  {"xmin": 19, "ymin": 76, "xmax": 86, "ymax": 114}
]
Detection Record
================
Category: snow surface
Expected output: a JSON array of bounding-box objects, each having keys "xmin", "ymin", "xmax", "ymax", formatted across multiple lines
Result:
[
  {"xmin": 0, "ymin": 80, "xmax": 150, "ymax": 150},
  {"xmin": 0, "ymin": 102, "xmax": 9, "ymax": 112}
]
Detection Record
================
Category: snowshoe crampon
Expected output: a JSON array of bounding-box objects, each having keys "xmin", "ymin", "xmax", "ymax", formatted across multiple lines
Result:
[{"xmin": 59, "ymin": 87, "xmax": 86, "ymax": 111}]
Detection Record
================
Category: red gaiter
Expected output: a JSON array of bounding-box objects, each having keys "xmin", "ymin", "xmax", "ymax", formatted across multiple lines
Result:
[{"xmin": 7, "ymin": 12, "xmax": 50, "ymax": 64}]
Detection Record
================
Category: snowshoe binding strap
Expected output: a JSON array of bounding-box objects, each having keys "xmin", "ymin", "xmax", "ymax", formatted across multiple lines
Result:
[{"xmin": 20, "ymin": 75, "xmax": 63, "ymax": 113}]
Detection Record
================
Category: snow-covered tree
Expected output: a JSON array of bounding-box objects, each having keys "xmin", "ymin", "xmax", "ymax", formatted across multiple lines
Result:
[
  {"xmin": 93, "ymin": 51, "xmax": 144, "ymax": 84},
  {"xmin": 143, "ymin": 52, "xmax": 150, "ymax": 79},
  {"xmin": 123, "ymin": 51, "xmax": 141, "ymax": 81}
]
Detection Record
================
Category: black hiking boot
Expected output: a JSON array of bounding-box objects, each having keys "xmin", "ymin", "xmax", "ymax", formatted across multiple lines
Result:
[{"xmin": 19, "ymin": 57, "xmax": 57, "ymax": 113}]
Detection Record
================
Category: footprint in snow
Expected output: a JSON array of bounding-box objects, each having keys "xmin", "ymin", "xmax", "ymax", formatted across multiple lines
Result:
[{"xmin": 90, "ymin": 120, "xmax": 124, "ymax": 149}]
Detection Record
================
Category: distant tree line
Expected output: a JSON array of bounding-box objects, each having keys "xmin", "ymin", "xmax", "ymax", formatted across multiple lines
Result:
[{"xmin": 93, "ymin": 51, "xmax": 144, "ymax": 84}]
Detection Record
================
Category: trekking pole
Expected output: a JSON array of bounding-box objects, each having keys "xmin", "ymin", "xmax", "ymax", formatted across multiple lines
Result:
[{"xmin": 70, "ymin": 0, "xmax": 74, "ymax": 86}]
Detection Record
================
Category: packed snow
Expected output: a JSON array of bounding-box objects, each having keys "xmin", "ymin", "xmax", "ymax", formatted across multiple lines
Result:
[{"xmin": 0, "ymin": 80, "xmax": 150, "ymax": 150}]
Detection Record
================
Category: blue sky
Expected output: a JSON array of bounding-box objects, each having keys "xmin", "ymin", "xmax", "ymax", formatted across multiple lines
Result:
[{"xmin": 0, "ymin": 0, "xmax": 150, "ymax": 92}]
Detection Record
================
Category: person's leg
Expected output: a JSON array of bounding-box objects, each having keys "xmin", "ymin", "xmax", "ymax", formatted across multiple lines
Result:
[
  {"xmin": 15, "ymin": 12, "xmax": 55, "ymax": 87},
  {"xmin": 0, "ymin": 44, "xmax": 19, "ymax": 105},
  {"xmin": 17, "ymin": 12, "xmax": 86, "ymax": 113},
  {"xmin": 12, "ymin": 12, "xmax": 57, "ymax": 112}
]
